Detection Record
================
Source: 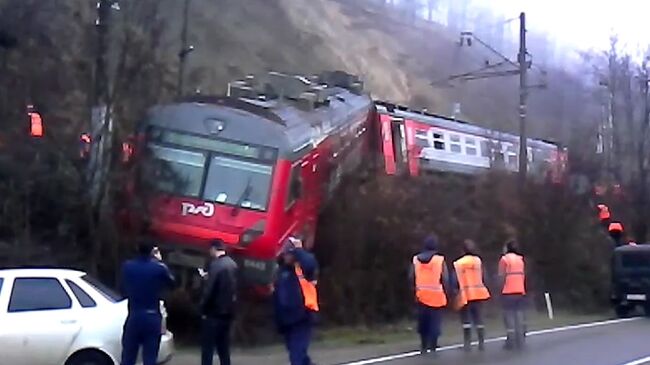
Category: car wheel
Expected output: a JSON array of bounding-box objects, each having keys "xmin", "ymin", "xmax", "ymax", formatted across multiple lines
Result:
[
  {"xmin": 644, "ymin": 304, "xmax": 650, "ymax": 317},
  {"xmin": 65, "ymin": 350, "xmax": 113, "ymax": 365},
  {"xmin": 615, "ymin": 304, "xmax": 630, "ymax": 318}
]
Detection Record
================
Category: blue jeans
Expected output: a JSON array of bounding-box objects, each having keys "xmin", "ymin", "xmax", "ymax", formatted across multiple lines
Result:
[
  {"xmin": 121, "ymin": 311, "xmax": 162, "ymax": 365},
  {"xmin": 502, "ymin": 294, "xmax": 527, "ymax": 346},
  {"xmin": 201, "ymin": 316, "xmax": 232, "ymax": 365},
  {"xmin": 284, "ymin": 320, "xmax": 313, "ymax": 365}
]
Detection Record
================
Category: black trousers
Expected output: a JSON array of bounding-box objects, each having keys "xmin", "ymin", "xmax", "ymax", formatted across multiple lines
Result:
[
  {"xmin": 201, "ymin": 316, "xmax": 233, "ymax": 365},
  {"xmin": 417, "ymin": 304, "xmax": 442, "ymax": 350},
  {"xmin": 460, "ymin": 300, "xmax": 484, "ymax": 328}
]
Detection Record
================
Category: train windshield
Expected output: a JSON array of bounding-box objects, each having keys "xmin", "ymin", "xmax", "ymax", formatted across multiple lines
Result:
[
  {"xmin": 146, "ymin": 144, "xmax": 206, "ymax": 197},
  {"xmin": 142, "ymin": 127, "xmax": 276, "ymax": 211},
  {"xmin": 204, "ymin": 156, "xmax": 273, "ymax": 211}
]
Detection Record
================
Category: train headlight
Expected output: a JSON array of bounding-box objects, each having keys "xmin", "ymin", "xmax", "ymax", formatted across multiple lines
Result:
[{"xmin": 239, "ymin": 229, "xmax": 263, "ymax": 246}]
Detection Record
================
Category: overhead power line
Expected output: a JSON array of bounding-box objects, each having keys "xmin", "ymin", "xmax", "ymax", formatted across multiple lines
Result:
[{"xmin": 438, "ymin": 12, "xmax": 544, "ymax": 186}]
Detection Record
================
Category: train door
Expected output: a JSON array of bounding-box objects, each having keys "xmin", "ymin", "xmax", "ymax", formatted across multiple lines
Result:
[
  {"xmin": 286, "ymin": 157, "xmax": 319, "ymax": 250},
  {"xmin": 379, "ymin": 113, "xmax": 408, "ymax": 175},
  {"xmin": 390, "ymin": 117, "xmax": 408, "ymax": 174},
  {"xmin": 301, "ymin": 156, "xmax": 320, "ymax": 250}
]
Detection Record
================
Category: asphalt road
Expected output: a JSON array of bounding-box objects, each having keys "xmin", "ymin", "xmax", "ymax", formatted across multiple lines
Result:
[
  {"xmin": 172, "ymin": 317, "xmax": 650, "ymax": 365},
  {"xmin": 341, "ymin": 317, "xmax": 650, "ymax": 365}
]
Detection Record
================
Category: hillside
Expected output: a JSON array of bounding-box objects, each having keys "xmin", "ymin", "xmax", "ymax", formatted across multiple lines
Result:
[{"xmin": 175, "ymin": 0, "xmax": 594, "ymax": 143}]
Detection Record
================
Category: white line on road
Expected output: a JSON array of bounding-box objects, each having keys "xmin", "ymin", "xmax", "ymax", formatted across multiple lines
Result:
[
  {"xmin": 339, "ymin": 317, "xmax": 641, "ymax": 365},
  {"xmin": 619, "ymin": 355, "xmax": 650, "ymax": 365}
]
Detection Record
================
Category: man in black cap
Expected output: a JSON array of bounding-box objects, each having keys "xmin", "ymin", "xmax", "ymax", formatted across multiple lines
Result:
[
  {"xmin": 200, "ymin": 239, "xmax": 238, "ymax": 365},
  {"xmin": 120, "ymin": 240, "xmax": 175, "ymax": 365}
]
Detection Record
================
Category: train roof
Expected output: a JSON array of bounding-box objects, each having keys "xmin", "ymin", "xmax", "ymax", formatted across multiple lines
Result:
[
  {"xmin": 375, "ymin": 101, "xmax": 559, "ymax": 150},
  {"xmin": 147, "ymin": 71, "xmax": 373, "ymax": 159}
]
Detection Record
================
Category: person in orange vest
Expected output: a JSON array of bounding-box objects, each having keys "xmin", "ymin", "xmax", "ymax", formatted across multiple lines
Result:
[
  {"xmin": 623, "ymin": 233, "xmax": 638, "ymax": 246},
  {"xmin": 608, "ymin": 221, "xmax": 625, "ymax": 247},
  {"xmin": 597, "ymin": 204, "xmax": 611, "ymax": 228},
  {"xmin": 409, "ymin": 234, "xmax": 450, "ymax": 355},
  {"xmin": 273, "ymin": 236, "xmax": 319, "ymax": 365},
  {"xmin": 453, "ymin": 239, "xmax": 490, "ymax": 351},
  {"xmin": 498, "ymin": 240, "xmax": 526, "ymax": 350}
]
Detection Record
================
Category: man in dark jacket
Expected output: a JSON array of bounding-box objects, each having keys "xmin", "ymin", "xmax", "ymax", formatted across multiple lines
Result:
[
  {"xmin": 200, "ymin": 239, "xmax": 238, "ymax": 365},
  {"xmin": 409, "ymin": 234, "xmax": 450, "ymax": 355},
  {"xmin": 120, "ymin": 241, "xmax": 175, "ymax": 365},
  {"xmin": 273, "ymin": 237, "xmax": 318, "ymax": 365}
]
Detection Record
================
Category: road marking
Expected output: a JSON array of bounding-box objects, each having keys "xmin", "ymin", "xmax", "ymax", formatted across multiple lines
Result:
[
  {"xmin": 619, "ymin": 355, "xmax": 650, "ymax": 365},
  {"xmin": 339, "ymin": 317, "xmax": 641, "ymax": 365}
]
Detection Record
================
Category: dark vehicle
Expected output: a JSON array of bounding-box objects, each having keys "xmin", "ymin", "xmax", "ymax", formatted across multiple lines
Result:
[{"xmin": 611, "ymin": 244, "xmax": 650, "ymax": 317}]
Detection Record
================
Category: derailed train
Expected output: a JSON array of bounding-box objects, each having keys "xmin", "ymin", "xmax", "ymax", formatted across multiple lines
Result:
[{"xmin": 123, "ymin": 71, "xmax": 567, "ymax": 290}]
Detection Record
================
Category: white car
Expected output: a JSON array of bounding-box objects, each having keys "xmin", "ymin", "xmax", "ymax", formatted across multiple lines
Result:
[{"xmin": 0, "ymin": 268, "xmax": 174, "ymax": 365}]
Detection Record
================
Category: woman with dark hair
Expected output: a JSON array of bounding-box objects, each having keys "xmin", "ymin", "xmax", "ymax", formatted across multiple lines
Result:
[
  {"xmin": 452, "ymin": 239, "xmax": 490, "ymax": 351},
  {"xmin": 499, "ymin": 239, "xmax": 527, "ymax": 349}
]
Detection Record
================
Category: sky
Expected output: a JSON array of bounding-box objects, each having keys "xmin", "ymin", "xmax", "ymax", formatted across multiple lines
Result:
[{"xmin": 484, "ymin": 0, "xmax": 650, "ymax": 54}]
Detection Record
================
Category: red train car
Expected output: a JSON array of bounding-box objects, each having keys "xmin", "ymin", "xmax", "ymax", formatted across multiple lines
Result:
[
  {"xmin": 129, "ymin": 71, "xmax": 375, "ymax": 288},
  {"xmin": 375, "ymin": 101, "xmax": 568, "ymax": 182}
]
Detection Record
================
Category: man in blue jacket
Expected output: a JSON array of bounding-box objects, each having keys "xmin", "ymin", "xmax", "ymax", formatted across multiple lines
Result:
[
  {"xmin": 120, "ymin": 241, "xmax": 175, "ymax": 365},
  {"xmin": 273, "ymin": 237, "xmax": 319, "ymax": 365}
]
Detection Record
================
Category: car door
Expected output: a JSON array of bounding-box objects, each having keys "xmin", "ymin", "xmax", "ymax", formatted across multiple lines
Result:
[
  {"xmin": 2, "ymin": 277, "xmax": 82, "ymax": 365},
  {"xmin": 0, "ymin": 276, "xmax": 24, "ymax": 365}
]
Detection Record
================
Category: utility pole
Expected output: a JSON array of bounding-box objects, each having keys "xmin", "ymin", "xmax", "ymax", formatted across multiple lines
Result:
[
  {"xmin": 177, "ymin": 0, "xmax": 194, "ymax": 97},
  {"xmin": 90, "ymin": 0, "xmax": 118, "ymax": 208},
  {"xmin": 94, "ymin": 0, "xmax": 112, "ymax": 105},
  {"xmin": 441, "ymin": 11, "xmax": 537, "ymax": 188},
  {"xmin": 517, "ymin": 12, "xmax": 528, "ymax": 185}
]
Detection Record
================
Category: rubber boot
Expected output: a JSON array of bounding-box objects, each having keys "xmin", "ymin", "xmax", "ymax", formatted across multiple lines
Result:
[
  {"xmin": 477, "ymin": 327, "xmax": 485, "ymax": 351},
  {"xmin": 503, "ymin": 332, "xmax": 515, "ymax": 350},
  {"xmin": 463, "ymin": 328, "xmax": 472, "ymax": 352},
  {"xmin": 430, "ymin": 338, "xmax": 438, "ymax": 355}
]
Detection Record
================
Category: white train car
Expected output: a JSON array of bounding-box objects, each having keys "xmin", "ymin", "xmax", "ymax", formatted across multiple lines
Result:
[{"xmin": 375, "ymin": 101, "xmax": 567, "ymax": 181}]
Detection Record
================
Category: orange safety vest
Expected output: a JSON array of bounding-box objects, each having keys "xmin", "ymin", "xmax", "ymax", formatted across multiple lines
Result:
[
  {"xmin": 454, "ymin": 255, "xmax": 490, "ymax": 307},
  {"xmin": 29, "ymin": 112, "xmax": 44, "ymax": 137},
  {"xmin": 295, "ymin": 265, "xmax": 319, "ymax": 312},
  {"xmin": 413, "ymin": 255, "xmax": 447, "ymax": 308},
  {"xmin": 609, "ymin": 222, "xmax": 624, "ymax": 232},
  {"xmin": 500, "ymin": 253, "xmax": 526, "ymax": 295},
  {"xmin": 598, "ymin": 206, "xmax": 611, "ymax": 220}
]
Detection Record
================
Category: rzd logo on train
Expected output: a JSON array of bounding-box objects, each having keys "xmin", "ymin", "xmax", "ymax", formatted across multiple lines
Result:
[{"xmin": 181, "ymin": 202, "xmax": 215, "ymax": 217}]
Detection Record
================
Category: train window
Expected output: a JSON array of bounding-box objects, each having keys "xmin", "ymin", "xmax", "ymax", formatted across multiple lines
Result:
[
  {"xmin": 466, "ymin": 146, "xmax": 477, "ymax": 156},
  {"xmin": 414, "ymin": 130, "xmax": 429, "ymax": 147},
  {"xmin": 481, "ymin": 141, "xmax": 491, "ymax": 157},
  {"xmin": 286, "ymin": 166, "xmax": 302, "ymax": 208},
  {"xmin": 204, "ymin": 156, "xmax": 273, "ymax": 211},
  {"xmin": 432, "ymin": 131, "xmax": 445, "ymax": 150},
  {"xmin": 144, "ymin": 144, "xmax": 206, "ymax": 197},
  {"xmin": 450, "ymin": 134, "xmax": 461, "ymax": 143},
  {"xmin": 465, "ymin": 137, "xmax": 476, "ymax": 146},
  {"xmin": 450, "ymin": 144, "xmax": 462, "ymax": 153}
]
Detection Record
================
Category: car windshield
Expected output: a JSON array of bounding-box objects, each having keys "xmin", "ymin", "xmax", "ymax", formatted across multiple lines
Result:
[
  {"xmin": 617, "ymin": 251, "xmax": 650, "ymax": 272},
  {"xmin": 203, "ymin": 155, "xmax": 273, "ymax": 211},
  {"xmin": 81, "ymin": 274, "xmax": 124, "ymax": 303}
]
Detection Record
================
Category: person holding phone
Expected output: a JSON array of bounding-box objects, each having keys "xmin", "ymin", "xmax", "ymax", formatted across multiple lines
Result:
[
  {"xmin": 120, "ymin": 240, "xmax": 175, "ymax": 365},
  {"xmin": 199, "ymin": 239, "xmax": 238, "ymax": 365},
  {"xmin": 273, "ymin": 236, "xmax": 319, "ymax": 365}
]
